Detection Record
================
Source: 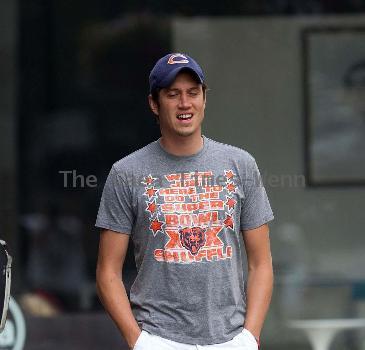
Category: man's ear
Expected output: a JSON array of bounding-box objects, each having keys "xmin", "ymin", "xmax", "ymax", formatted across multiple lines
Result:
[{"xmin": 148, "ymin": 94, "xmax": 159, "ymax": 116}]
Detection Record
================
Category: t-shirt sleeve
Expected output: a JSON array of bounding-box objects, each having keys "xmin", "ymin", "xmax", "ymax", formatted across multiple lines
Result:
[
  {"xmin": 95, "ymin": 165, "xmax": 134, "ymax": 234},
  {"xmin": 240, "ymin": 157, "xmax": 274, "ymax": 231}
]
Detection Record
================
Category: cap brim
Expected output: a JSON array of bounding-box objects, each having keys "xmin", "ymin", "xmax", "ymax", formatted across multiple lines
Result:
[{"xmin": 158, "ymin": 66, "xmax": 203, "ymax": 89}]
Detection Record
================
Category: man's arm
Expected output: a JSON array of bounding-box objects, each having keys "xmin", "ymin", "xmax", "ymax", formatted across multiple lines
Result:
[
  {"xmin": 96, "ymin": 229, "xmax": 141, "ymax": 349},
  {"xmin": 242, "ymin": 223, "xmax": 273, "ymax": 341}
]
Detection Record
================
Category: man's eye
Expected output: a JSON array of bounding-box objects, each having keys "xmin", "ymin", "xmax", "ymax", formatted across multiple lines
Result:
[
  {"xmin": 167, "ymin": 92, "xmax": 178, "ymax": 97},
  {"xmin": 189, "ymin": 92, "xmax": 199, "ymax": 96}
]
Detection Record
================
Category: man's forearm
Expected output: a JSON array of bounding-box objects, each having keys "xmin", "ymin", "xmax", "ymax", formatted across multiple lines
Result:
[
  {"xmin": 96, "ymin": 269, "xmax": 141, "ymax": 349},
  {"xmin": 243, "ymin": 262, "xmax": 273, "ymax": 339}
]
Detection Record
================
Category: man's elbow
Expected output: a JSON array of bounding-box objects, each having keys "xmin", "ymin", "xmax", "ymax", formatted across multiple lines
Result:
[
  {"xmin": 248, "ymin": 254, "xmax": 273, "ymax": 271},
  {"xmin": 95, "ymin": 264, "xmax": 104, "ymax": 296},
  {"xmin": 96, "ymin": 264, "xmax": 117, "ymax": 290}
]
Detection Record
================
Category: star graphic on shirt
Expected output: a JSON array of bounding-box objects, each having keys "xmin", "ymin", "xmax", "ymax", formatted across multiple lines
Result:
[
  {"xmin": 142, "ymin": 174, "xmax": 156, "ymax": 186},
  {"xmin": 149, "ymin": 218, "xmax": 164, "ymax": 235},
  {"xmin": 226, "ymin": 182, "xmax": 236, "ymax": 193},
  {"xmin": 225, "ymin": 170, "xmax": 235, "ymax": 180},
  {"xmin": 225, "ymin": 196, "xmax": 237, "ymax": 210},
  {"xmin": 223, "ymin": 215, "xmax": 234, "ymax": 229},
  {"xmin": 146, "ymin": 201, "xmax": 157, "ymax": 214},
  {"xmin": 144, "ymin": 187, "xmax": 157, "ymax": 199}
]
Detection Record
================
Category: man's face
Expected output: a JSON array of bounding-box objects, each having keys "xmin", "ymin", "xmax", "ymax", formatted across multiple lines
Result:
[{"xmin": 149, "ymin": 71, "xmax": 206, "ymax": 139}]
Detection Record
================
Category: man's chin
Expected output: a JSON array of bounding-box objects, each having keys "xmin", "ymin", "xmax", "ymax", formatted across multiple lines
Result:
[{"xmin": 175, "ymin": 130, "xmax": 196, "ymax": 137}]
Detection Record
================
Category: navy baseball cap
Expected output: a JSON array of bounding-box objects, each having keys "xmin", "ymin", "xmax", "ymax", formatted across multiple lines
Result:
[{"xmin": 149, "ymin": 53, "xmax": 205, "ymax": 93}]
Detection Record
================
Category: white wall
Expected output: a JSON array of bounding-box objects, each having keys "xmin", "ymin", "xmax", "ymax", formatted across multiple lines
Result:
[{"xmin": 174, "ymin": 15, "xmax": 365, "ymax": 278}]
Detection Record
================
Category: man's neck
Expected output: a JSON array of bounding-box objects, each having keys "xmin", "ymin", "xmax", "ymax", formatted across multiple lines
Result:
[{"xmin": 159, "ymin": 134, "xmax": 204, "ymax": 157}]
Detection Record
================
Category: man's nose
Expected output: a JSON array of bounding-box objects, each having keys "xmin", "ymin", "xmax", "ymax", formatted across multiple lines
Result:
[{"xmin": 178, "ymin": 93, "xmax": 191, "ymax": 109}]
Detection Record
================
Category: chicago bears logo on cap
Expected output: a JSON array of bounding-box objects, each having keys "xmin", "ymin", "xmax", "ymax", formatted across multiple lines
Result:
[
  {"xmin": 179, "ymin": 226, "xmax": 206, "ymax": 255},
  {"xmin": 168, "ymin": 53, "xmax": 189, "ymax": 65}
]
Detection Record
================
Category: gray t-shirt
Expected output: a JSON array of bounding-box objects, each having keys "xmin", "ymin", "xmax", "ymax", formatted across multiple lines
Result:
[{"xmin": 96, "ymin": 136, "xmax": 274, "ymax": 345}]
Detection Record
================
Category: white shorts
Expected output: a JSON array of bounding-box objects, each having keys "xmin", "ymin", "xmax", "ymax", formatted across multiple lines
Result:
[{"xmin": 132, "ymin": 329, "xmax": 258, "ymax": 350}]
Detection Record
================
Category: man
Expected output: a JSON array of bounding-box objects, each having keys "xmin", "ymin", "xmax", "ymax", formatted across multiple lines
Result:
[{"xmin": 96, "ymin": 53, "xmax": 274, "ymax": 350}]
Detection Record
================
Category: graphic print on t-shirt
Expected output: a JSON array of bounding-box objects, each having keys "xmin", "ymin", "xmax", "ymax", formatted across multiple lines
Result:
[{"xmin": 142, "ymin": 170, "xmax": 238, "ymax": 264}]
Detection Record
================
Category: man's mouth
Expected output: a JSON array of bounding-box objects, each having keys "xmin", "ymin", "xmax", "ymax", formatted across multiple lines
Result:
[{"xmin": 177, "ymin": 113, "xmax": 193, "ymax": 121}]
